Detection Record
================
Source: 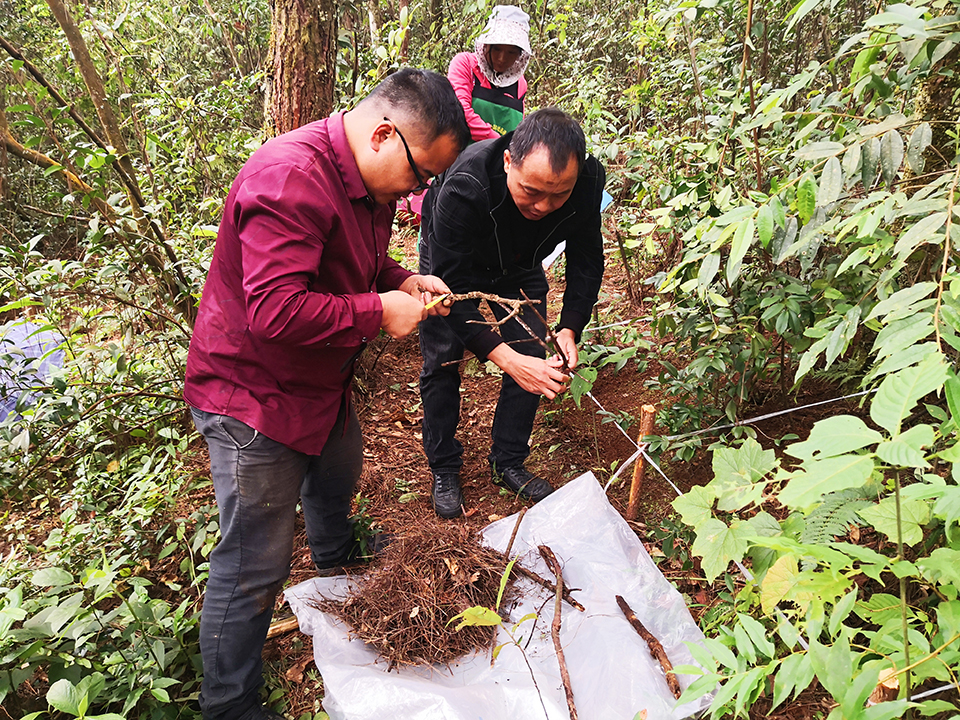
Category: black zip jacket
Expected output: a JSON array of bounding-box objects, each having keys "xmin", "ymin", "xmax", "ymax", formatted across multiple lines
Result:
[{"xmin": 421, "ymin": 133, "xmax": 605, "ymax": 361}]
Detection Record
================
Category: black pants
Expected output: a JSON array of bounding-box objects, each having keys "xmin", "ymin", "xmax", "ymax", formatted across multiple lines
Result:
[{"xmin": 418, "ymin": 261, "xmax": 549, "ymax": 473}]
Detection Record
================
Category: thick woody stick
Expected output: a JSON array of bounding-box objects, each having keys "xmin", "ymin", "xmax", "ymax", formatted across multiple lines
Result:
[
  {"xmin": 626, "ymin": 404, "xmax": 657, "ymax": 521},
  {"xmin": 539, "ymin": 545, "xmax": 578, "ymax": 720},
  {"xmin": 615, "ymin": 595, "xmax": 682, "ymax": 700}
]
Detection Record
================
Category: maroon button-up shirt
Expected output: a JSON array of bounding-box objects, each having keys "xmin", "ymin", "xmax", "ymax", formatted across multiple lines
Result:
[{"xmin": 184, "ymin": 113, "xmax": 412, "ymax": 454}]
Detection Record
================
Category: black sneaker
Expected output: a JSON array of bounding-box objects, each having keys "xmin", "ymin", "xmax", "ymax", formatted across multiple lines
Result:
[
  {"xmin": 314, "ymin": 532, "xmax": 393, "ymax": 577},
  {"xmin": 492, "ymin": 465, "xmax": 554, "ymax": 502},
  {"xmin": 431, "ymin": 470, "xmax": 464, "ymax": 519}
]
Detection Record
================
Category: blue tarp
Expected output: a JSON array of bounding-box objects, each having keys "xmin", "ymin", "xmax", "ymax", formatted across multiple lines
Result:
[{"xmin": 0, "ymin": 321, "xmax": 66, "ymax": 422}]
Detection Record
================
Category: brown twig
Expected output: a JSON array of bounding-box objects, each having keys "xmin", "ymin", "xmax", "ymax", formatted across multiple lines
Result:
[
  {"xmin": 504, "ymin": 508, "xmax": 527, "ymax": 558},
  {"xmin": 491, "ymin": 549, "xmax": 585, "ymax": 611},
  {"xmin": 539, "ymin": 545, "xmax": 578, "ymax": 720},
  {"xmin": 615, "ymin": 595, "xmax": 682, "ymax": 699},
  {"xmin": 266, "ymin": 614, "xmax": 299, "ymax": 639}
]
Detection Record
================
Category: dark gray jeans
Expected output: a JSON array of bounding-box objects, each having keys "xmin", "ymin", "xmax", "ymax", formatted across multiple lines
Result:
[{"xmin": 191, "ymin": 402, "xmax": 361, "ymax": 720}]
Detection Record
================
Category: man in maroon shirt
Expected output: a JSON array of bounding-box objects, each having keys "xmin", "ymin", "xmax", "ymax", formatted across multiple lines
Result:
[{"xmin": 184, "ymin": 69, "xmax": 469, "ymax": 720}]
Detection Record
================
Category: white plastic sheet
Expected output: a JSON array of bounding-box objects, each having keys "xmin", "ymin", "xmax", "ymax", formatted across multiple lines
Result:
[{"xmin": 285, "ymin": 472, "xmax": 710, "ymax": 720}]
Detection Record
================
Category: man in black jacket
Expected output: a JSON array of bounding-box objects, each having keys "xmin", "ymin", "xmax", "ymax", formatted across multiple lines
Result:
[{"xmin": 419, "ymin": 108, "xmax": 605, "ymax": 518}]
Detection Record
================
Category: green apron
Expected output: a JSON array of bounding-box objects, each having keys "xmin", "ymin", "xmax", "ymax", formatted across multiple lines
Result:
[{"xmin": 471, "ymin": 75, "xmax": 524, "ymax": 136}]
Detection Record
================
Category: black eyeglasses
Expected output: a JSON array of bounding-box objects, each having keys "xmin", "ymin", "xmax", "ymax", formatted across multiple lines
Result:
[{"xmin": 384, "ymin": 116, "xmax": 431, "ymax": 193}]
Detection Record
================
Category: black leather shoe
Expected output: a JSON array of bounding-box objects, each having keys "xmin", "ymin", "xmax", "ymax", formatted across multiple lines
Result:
[
  {"xmin": 492, "ymin": 465, "xmax": 554, "ymax": 502},
  {"xmin": 315, "ymin": 532, "xmax": 393, "ymax": 577},
  {"xmin": 431, "ymin": 470, "xmax": 464, "ymax": 519}
]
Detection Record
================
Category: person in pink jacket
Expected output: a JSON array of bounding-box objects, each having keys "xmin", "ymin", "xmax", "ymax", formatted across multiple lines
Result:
[
  {"xmin": 448, "ymin": 5, "xmax": 532, "ymax": 141},
  {"xmin": 398, "ymin": 6, "xmax": 532, "ymax": 223}
]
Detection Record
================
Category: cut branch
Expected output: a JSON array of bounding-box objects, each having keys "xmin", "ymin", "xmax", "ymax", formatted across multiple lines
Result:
[
  {"xmin": 616, "ymin": 594, "xmax": 682, "ymax": 699},
  {"xmin": 490, "ymin": 548, "xmax": 585, "ymax": 611},
  {"xmin": 539, "ymin": 545, "xmax": 578, "ymax": 720}
]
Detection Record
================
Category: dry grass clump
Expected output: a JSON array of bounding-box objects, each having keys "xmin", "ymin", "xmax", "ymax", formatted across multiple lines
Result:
[{"xmin": 316, "ymin": 521, "xmax": 514, "ymax": 668}]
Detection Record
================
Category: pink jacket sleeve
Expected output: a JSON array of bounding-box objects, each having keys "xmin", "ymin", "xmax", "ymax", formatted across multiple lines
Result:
[{"xmin": 447, "ymin": 52, "xmax": 500, "ymax": 142}]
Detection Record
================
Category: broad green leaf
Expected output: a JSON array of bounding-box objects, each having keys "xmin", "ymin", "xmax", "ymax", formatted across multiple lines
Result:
[
  {"xmin": 726, "ymin": 218, "xmax": 755, "ymax": 285},
  {"xmin": 945, "ymin": 370, "xmax": 960, "ymax": 425},
  {"xmin": 796, "ymin": 141, "xmax": 845, "ymax": 161},
  {"xmin": 840, "ymin": 665, "xmax": 880, "ymax": 719},
  {"xmin": 786, "ymin": 0, "xmax": 827, "ymax": 34},
  {"xmin": 737, "ymin": 613, "xmax": 776, "ymax": 659},
  {"xmin": 711, "ymin": 438, "xmax": 775, "ymax": 511},
  {"xmin": 917, "ymin": 548, "xmax": 960, "ymax": 586},
  {"xmin": 714, "ymin": 205, "xmax": 755, "ymax": 227},
  {"xmin": 836, "ymin": 246, "xmax": 872, "ymax": 276},
  {"xmin": 858, "ymin": 496, "xmax": 930, "ymax": 546},
  {"xmin": 870, "ymin": 355, "xmax": 950, "ymax": 435},
  {"xmin": 866, "ymin": 281, "xmax": 937, "ymax": 322},
  {"xmin": 449, "ymin": 605, "xmax": 502, "ymax": 630},
  {"xmin": 809, "ymin": 633, "xmax": 853, "ymax": 701},
  {"xmin": 893, "ymin": 212, "xmax": 947, "ymax": 258},
  {"xmin": 828, "ymin": 589, "xmax": 859, "ymax": 638},
  {"xmin": 757, "ymin": 204, "xmax": 774, "ymax": 248},
  {"xmin": 673, "ymin": 485, "xmax": 717, "ymax": 527},
  {"xmin": 861, "ymin": 137, "xmax": 881, "ymax": 189},
  {"xmin": 871, "ymin": 314, "xmax": 935, "ymax": 361},
  {"xmin": 691, "ymin": 518, "xmax": 752, "ymax": 582},
  {"xmin": 772, "ymin": 652, "xmax": 815, "ymax": 709},
  {"xmin": 761, "ymin": 555, "xmax": 799, "ymax": 614},
  {"xmin": 569, "ymin": 366, "xmax": 596, "ymax": 408},
  {"xmin": 817, "ymin": 157, "xmax": 843, "ymax": 206},
  {"xmin": 841, "ymin": 143, "xmax": 862, "ymax": 178},
  {"xmin": 874, "ymin": 423, "xmax": 933, "ymax": 468},
  {"xmin": 858, "ymin": 113, "xmax": 908, "ymax": 139},
  {"xmin": 771, "ymin": 195, "xmax": 786, "ymax": 229},
  {"xmin": 779, "ymin": 455, "xmax": 875, "ymax": 509},
  {"xmin": 870, "ymin": 341, "xmax": 939, "ymax": 380},
  {"xmin": 825, "ymin": 306, "xmax": 861, "ymax": 367},
  {"xmin": 906, "ymin": 122, "xmax": 932, "ymax": 173},
  {"xmin": 47, "ymin": 679, "xmax": 82, "ymax": 715},
  {"xmin": 879, "ymin": 129, "xmax": 904, "ymax": 186},
  {"xmin": 797, "ymin": 175, "xmax": 817, "ymax": 224},
  {"xmin": 786, "ymin": 415, "xmax": 883, "ymax": 461},
  {"xmin": 31, "ymin": 567, "xmax": 73, "ymax": 587},
  {"xmin": 697, "ymin": 252, "xmax": 720, "ymax": 293},
  {"xmin": 795, "ymin": 334, "xmax": 829, "ymax": 382}
]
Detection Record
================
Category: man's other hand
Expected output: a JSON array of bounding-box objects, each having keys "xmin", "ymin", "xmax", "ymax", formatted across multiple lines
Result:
[
  {"xmin": 399, "ymin": 274, "xmax": 453, "ymax": 317},
  {"xmin": 549, "ymin": 328, "xmax": 579, "ymax": 370},
  {"xmin": 379, "ymin": 290, "xmax": 427, "ymax": 338},
  {"xmin": 488, "ymin": 345, "xmax": 570, "ymax": 399}
]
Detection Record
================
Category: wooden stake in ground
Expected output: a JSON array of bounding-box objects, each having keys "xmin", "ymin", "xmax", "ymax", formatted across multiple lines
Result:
[
  {"xmin": 539, "ymin": 545, "xmax": 578, "ymax": 720},
  {"xmin": 615, "ymin": 595, "xmax": 682, "ymax": 700},
  {"xmin": 626, "ymin": 404, "xmax": 657, "ymax": 521}
]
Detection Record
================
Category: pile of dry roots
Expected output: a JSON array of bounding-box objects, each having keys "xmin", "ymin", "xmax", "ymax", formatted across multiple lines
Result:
[{"xmin": 316, "ymin": 522, "xmax": 515, "ymax": 668}]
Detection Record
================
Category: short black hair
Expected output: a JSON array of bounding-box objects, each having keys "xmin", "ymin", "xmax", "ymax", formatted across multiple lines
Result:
[
  {"xmin": 365, "ymin": 68, "xmax": 471, "ymax": 151},
  {"xmin": 509, "ymin": 108, "xmax": 586, "ymax": 174}
]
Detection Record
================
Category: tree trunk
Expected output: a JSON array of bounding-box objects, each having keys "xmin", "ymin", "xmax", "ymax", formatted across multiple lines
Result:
[
  {"xmin": 45, "ymin": 0, "xmax": 141, "ymax": 203},
  {"xmin": 367, "ymin": 0, "xmax": 379, "ymax": 45},
  {"xmin": 429, "ymin": 0, "xmax": 442, "ymax": 38},
  {"xmin": 265, "ymin": 0, "xmax": 337, "ymax": 136},
  {"xmin": 398, "ymin": 0, "xmax": 410, "ymax": 64}
]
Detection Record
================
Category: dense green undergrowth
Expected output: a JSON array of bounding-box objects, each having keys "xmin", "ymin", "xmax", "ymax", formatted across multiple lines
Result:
[{"xmin": 2, "ymin": 0, "xmax": 960, "ymax": 717}]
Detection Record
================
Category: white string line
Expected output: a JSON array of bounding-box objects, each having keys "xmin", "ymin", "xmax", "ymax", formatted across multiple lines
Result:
[
  {"xmin": 586, "ymin": 386, "xmax": 957, "ymax": 699},
  {"xmin": 663, "ymin": 388, "xmax": 877, "ymax": 442},
  {"xmin": 581, "ymin": 318, "xmax": 641, "ymax": 333}
]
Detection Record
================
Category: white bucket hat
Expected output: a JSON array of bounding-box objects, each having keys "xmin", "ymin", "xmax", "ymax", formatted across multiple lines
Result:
[
  {"xmin": 474, "ymin": 5, "xmax": 533, "ymax": 87},
  {"xmin": 476, "ymin": 5, "xmax": 532, "ymax": 55}
]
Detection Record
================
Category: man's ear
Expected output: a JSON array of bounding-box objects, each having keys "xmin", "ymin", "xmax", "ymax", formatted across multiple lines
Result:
[
  {"xmin": 370, "ymin": 119, "xmax": 392, "ymax": 152},
  {"xmin": 503, "ymin": 149, "xmax": 512, "ymax": 173}
]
